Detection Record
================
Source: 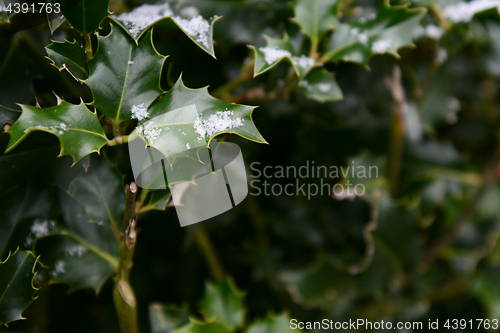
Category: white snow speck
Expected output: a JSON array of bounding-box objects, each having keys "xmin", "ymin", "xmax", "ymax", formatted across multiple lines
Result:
[
  {"xmin": 186, "ymin": 143, "xmax": 190, "ymax": 149},
  {"xmin": 35, "ymin": 123, "xmax": 68, "ymax": 135},
  {"xmin": 127, "ymin": 60, "xmax": 134, "ymax": 65},
  {"xmin": 301, "ymin": 81, "xmax": 332, "ymax": 93},
  {"xmin": 131, "ymin": 103, "xmax": 149, "ymax": 120},
  {"xmin": 172, "ymin": 15, "xmax": 211, "ymax": 48},
  {"xmin": 371, "ymin": 40, "xmax": 392, "ymax": 53},
  {"xmin": 51, "ymin": 260, "xmax": 65, "ymax": 278},
  {"xmin": 442, "ymin": 0, "xmax": 500, "ymax": 23},
  {"xmin": 426, "ymin": 25, "xmax": 445, "ymax": 40},
  {"xmin": 446, "ymin": 112, "xmax": 458, "ymax": 124},
  {"xmin": 259, "ymin": 47, "xmax": 292, "ymax": 64},
  {"xmin": 139, "ymin": 122, "xmax": 162, "ymax": 143},
  {"xmin": 194, "ymin": 111, "xmax": 244, "ymax": 140},
  {"xmin": 180, "ymin": 6, "xmax": 199, "ymax": 19},
  {"xmin": 291, "ymin": 55, "xmax": 315, "ymax": 69},
  {"xmin": 447, "ymin": 96, "xmax": 461, "ymax": 111},
  {"xmin": 318, "ymin": 83, "xmax": 331, "ymax": 92},
  {"xmin": 413, "ymin": 24, "xmax": 445, "ymax": 40},
  {"xmin": 30, "ymin": 220, "xmax": 54, "ymax": 238},
  {"xmin": 65, "ymin": 245, "xmax": 87, "ymax": 257},
  {"xmin": 114, "ymin": 3, "xmax": 173, "ymax": 38},
  {"xmin": 437, "ymin": 47, "xmax": 448, "ymax": 64},
  {"xmin": 351, "ymin": 27, "xmax": 369, "ymax": 45}
]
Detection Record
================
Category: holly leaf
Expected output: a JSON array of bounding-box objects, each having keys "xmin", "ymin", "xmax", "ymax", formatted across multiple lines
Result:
[
  {"xmin": 199, "ymin": 279, "xmax": 245, "ymax": 329},
  {"xmin": 48, "ymin": 13, "xmax": 66, "ymax": 34},
  {"xmin": 136, "ymin": 77, "xmax": 266, "ymax": 163},
  {"xmin": 5, "ymin": 101, "xmax": 108, "ymax": 164},
  {"xmin": 0, "ymin": 105, "xmax": 21, "ymax": 127},
  {"xmin": 298, "ymin": 69, "xmax": 343, "ymax": 102},
  {"xmin": 324, "ymin": 1, "xmax": 426, "ymax": 65},
  {"xmin": 112, "ymin": 3, "xmax": 219, "ymax": 57},
  {"xmin": 46, "ymin": 40, "xmax": 87, "ymax": 81},
  {"xmin": 0, "ymin": 132, "xmax": 88, "ymax": 195},
  {"xmin": 292, "ymin": 0, "xmax": 340, "ymax": 41},
  {"xmin": 247, "ymin": 313, "xmax": 300, "ymax": 333},
  {"xmin": 250, "ymin": 35, "xmax": 315, "ymax": 78},
  {"xmin": 0, "ymin": 0, "xmax": 8, "ymax": 24},
  {"xmin": 0, "ymin": 249, "xmax": 38, "ymax": 326},
  {"xmin": 34, "ymin": 190, "xmax": 119, "ymax": 293},
  {"xmin": 85, "ymin": 25, "xmax": 166, "ymax": 121},
  {"xmin": 137, "ymin": 190, "xmax": 171, "ymax": 213},
  {"xmin": 69, "ymin": 154, "xmax": 125, "ymax": 229},
  {"xmin": 59, "ymin": 0, "xmax": 110, "ymax": 34},
  {"xmin": 149, "ymin": 303, "xmax": 190, "ymax": 333},
  {"xmin": 0, "ymin": 184, "xmax": 59, "ymax": 261}
]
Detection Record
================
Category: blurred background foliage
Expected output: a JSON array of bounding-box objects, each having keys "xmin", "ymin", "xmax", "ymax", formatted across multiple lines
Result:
[{"xmin": 1, "ymin": 0, "xmax": 500, "ymax": 332}]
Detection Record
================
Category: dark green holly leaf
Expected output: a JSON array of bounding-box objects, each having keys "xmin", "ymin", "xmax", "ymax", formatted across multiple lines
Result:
[
  {"xmin": 60, "ymin": 0, "xmax": 110, "ymax": 34},
  {"xmin": 418, "ymin": 62, "xmax": 461, "ymax": 127},
  {"xmin": 0, "ymin": 105, "xmax": 21, "ymax": 128},
  {"xmin": 0, "ymin": 132, "xmax": 88, "ymax": 195},
  {"xmin": 281, "ymin": 256, "xmax": 350, "ymax": 308},
  {"xmin": 85, "ymin": 25, "xmax": 165, "ymax": 122},
  {"xmin": 324, "ymin": 2, "xmax": 425, "ymax": 65},
  {"xmin": 48, "ymin": 13, "xmax": 66, "ymax": 34},
  {"xmin": 69, "ymin": 154, "xmax": 125, "ymax": 229},
  {"xmin": 293, "ymin": 0, "xmax": 340, "ymax": 41},
  {"xmin": 0, "ymin": 32, "xmax": 76, "ymax": 109},
  {"xmin": 246, "ymin": 313, "xmax": 299, "ymax": 333},
  {"xmin": 136, "ymin": 77, "xmax": 266, "ymax": 163},
  {"xmin": 298, "ymin": 69, "xmax": 343, "ymax": 102},
  {"xmin": 250, "ymin": 35, "xmax": 315, "ymax": 78},
  {"xmin": 112, "ymin": 3, "xmax": 219, "ymax": 57},
  {"xmin": 0, "ymin": 184, "xmax": 59, "ymax": 261},
  {"xmin": 46, "ymin": 40, "xmax": 87, "ymax": 81},
  {"xmin": 199, "ymin": 279, "xmax": 245, "ymax": 329},
  {"xmin": 149, "ymin": 303, "xmax": 190, "ymax": 333},
  {"xmin": 5, "ymin": 101, "xmax": 108, "ymax": 164},
  {"xmin": 175, "ymin": 321, "xmax": 232, "ymax": 333},
  {"xmin": 0, "ymin": 249, "xmax": 38, "ymax": 326},
  {"xmin": 35, "ymin": 190, "xmax": 119, "ymax": 293},
  {"xmin": 0, "ymin": 0, "xmax": 9, "ymax": 24}
]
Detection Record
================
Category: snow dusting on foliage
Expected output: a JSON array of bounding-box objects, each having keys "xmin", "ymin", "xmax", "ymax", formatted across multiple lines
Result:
[
  {"xmin": 194, "ymin": 110, "xmax": 244, "ymax": 142},
  {"xmin": 301, "ymin": 81, "xmax": 332, "ymax": 93},
  {"xmin": 25, "ymin": 219, "xmax": 57, "ymax": 247},
  {"xmin": 371, "ymin": 40, "xmax": 392, "ymax": 53},
  {"xmin": 131, "ymin": 104, "xmax": 149, "ymax": 120},
  {"xmin": 350, "ymin": 27, "xmax": 369, "ymax": 45},
  {"xmin": 442, "ymin": 0, "xmax": 500, "ymax": 23},
  {"xmin": 259, "ymin": 47, "xmax": 314, "ymax": 68},
  {"xmin": 260, "ymin": 47, "xmax": 292, "ymax": 64},
  {"xmin": 291, "ymin": 55, "xmax": 315, "ymax": 69},
  {"xmin": 172, "ymin": 15, "xmax": 211, "ymax": 49},
  {"xmin": 413, "ymin": 24, "xmax": 445, "ymax": 40},
  {"xmin": 65, "ymin": 245, "xmax": 87, "ymax": 257},
  {"xmin": 180, "ymin": 6, "xmax": 199, "ymax": 19},
  {"xmin": 29, "ymin": 122, "xmax": 70, "ymax": 135},
  {"xmin": 138, "ymin": 122, "xmax": 162, "ymax": 144},
  {"xmin": 51, "ymin": 261, "xmax": 65, "ymax": 278},
  {"xmin": 114, "ymin": 3, "xmax": 173, "ymax": 38}
]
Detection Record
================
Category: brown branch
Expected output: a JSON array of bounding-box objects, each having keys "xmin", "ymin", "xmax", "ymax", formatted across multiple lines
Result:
[{"xmin": 419, "ymin": 148, "xmax": 500, "ymax": 270}]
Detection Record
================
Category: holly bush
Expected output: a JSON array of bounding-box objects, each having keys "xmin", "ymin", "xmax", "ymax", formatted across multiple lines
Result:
[{"xmin": 1, "ymin": 0, "xmax": 500, "ymax": 332}]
